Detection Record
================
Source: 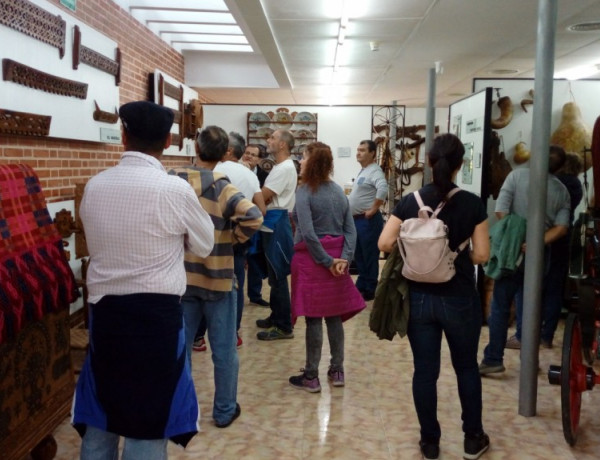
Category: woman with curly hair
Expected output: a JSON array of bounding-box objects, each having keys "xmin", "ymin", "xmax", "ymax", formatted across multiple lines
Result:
[{"xmin": 288, "ymin": 142, "xmax": 365, "ymax": 392}]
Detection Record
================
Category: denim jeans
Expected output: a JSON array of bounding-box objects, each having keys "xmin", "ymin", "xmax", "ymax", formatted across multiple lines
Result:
[
  {"xmin": 80, "ymin": 425, "xmax": 167, "ymax": 460},
  {"xmin": 182, "ymin": 288, "xmax": 239, "ymax": 425},
  {"xmin": 540, "ymin": 242, "xmax": 567, "ymax": 342},
  {"xmin": 247, "ymin": 252, "xmax": 266, "ymax": 301},
  {"xmin": 483, "ymin": 271, "xmax": 524, "ymax": 366},
  {"xmin": 407, "ymin": 291, "xmax": 483, "ymax": 442},
  {"xmin": 353, "ymin": 211, "xmax": 384, "ymax": 294},
  {"xmin": 304, "ymin": 316, "xmax": 344, "ymax": 378},
  {"xmin": 233, "ymin": 248, "xmax": 246, "ymax": 331},
  {"xmin": 262, "ymin": 231, "xmax": 292, "ymax": 333}
]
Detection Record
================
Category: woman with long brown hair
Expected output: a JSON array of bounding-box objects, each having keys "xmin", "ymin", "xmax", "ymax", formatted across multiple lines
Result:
[{"xmin": 288, "ymin": 141, "xmax": 365, "ymax": 392}]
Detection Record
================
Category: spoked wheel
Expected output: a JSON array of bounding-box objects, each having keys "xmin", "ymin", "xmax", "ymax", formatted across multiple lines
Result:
[{"xmin": 561, "ymin": 313, "xmax": 585, "ymax": 446}]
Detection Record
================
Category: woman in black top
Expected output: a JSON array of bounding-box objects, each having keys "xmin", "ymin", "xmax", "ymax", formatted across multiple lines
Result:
[{"xmin": 378, "ymin": 133, "xmax": 490, "ymax": 460}]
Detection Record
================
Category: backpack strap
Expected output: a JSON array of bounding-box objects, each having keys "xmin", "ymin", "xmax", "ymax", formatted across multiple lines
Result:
[
  {"xmin": 433, "ymin": 187, "xmax": 462, "ymax": 216},
  {"xmin": 431, "ymin": 187, "xmax": 469, "ymax": 253},
  {"xmin": 413, "ymin": 190, "xmax": 426, "ymax": 208}
]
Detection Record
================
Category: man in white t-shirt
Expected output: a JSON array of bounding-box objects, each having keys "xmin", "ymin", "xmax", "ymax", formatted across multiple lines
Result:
[
  {"xmin": 256, "ymin": 129, "xmax": 298, "ymax": 340},
  {"xmin": 214, "ymin": 132, "xmax": 266, "ymax": 347}
]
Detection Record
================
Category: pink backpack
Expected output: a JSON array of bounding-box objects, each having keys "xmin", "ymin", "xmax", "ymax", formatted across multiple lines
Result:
[{"xmin": 397, "ymin": 188, "xmax": 469, "ymax": 283}]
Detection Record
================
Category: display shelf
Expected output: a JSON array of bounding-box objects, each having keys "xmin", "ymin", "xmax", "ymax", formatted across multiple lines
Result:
[{"xmin": 247, "ymin": 107, "xmax": 318, "ymax": 155}]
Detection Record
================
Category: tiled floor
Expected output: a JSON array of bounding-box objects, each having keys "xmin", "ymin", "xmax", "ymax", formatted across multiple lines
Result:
[{"xmin": 48, "ymin": 287, "xmax": 600, "ymax": 459}]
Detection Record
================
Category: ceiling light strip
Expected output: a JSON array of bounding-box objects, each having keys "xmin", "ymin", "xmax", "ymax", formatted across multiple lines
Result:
[
  {"xmin": 159, "ymin": 30, "xmax": 244, "ymax": 36},
  {"xmin": 129, "ymin": 7, "xmax": 228, "ymax": 13},
  {"xmin": 171, "ymin": 40, "xmax": 248, "ymax": 45},
  {"xmin": 147, "ymin": 20, "xmax": 236, "ymax": 25}
]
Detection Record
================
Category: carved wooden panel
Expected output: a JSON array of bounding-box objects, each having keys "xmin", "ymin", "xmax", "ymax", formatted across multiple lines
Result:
[
  {"xmin": 0, "ymin": 0, "xmax": 66, "ymax": 58},
  {"xmin": 3, "ymin": 59, "xmax": 88, "ymax": 99},
  {"xmin": 0, "ymin": 108, "xmax": 51, "ymax": 136},
  {"xmin": 72, "ymin": 25, "xmax": 121, "ymax": 85},
  {"xmin": 158, "ymin": 73, "xmax": 184, "ymax": 150},
  {"xmin": 92, "ymin": 101, "xmax": 118, "ymax": 124}
]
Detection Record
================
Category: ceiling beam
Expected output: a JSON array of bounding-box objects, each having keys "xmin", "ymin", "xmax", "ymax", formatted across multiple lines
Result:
[{"xmin": 226, "ymin": 0, "xmax": 291, "ymax": 89}]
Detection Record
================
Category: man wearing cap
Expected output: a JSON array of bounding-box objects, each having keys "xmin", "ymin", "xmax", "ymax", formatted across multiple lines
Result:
[{"xmin": 73, "ymin": 101, "xmax": 215, "ymax": 458}]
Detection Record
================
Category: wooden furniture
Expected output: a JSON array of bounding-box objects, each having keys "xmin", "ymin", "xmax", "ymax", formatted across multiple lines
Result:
[
  {"xmin": 0, "ymin": 310, "xmax": 74, "ymax": 460},
  {"xmin": 0, "ymin": 164, "xmax": 78, "ymax": 460}
]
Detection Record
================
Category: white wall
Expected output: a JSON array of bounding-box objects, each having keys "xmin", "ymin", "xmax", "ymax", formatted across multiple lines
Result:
[{"xmin": 203, "ymin": 104, "xmax": 448, "ymax": 188}]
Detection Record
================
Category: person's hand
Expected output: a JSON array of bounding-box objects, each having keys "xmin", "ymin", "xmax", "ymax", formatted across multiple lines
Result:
[
  {"xmin": 364, "ymin": 208, "xmax": 375, "ymax": 219},
  {"xmin": 328, "ymin": 258, "xmax": 348, "ymax": 276}
]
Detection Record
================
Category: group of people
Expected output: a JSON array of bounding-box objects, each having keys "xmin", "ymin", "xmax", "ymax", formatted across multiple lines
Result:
[
  {"xmin": 70, "ymin": 100, "xmax": 581, "ymax": 460},
  {"xmin": 72, "ymin": 101, "xmax": 376, "ymax": 459}
]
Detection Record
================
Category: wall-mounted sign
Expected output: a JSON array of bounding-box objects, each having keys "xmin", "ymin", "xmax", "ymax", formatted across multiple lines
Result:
[
  {"xmin": 60, "ymin": 0, "xmax": 76, "ymax": 11},
  {"xmin": 100, "ymin": 127, "xmax": 121, "ymax": 144}
]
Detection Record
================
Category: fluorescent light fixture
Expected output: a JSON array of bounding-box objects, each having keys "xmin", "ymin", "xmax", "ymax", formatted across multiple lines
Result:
[
  {"xmin": 555, "ymin": 64, "xmax": 600, "ymax": 80},
  {"xmin": 333, "ymin": 45, "xmax": 341, "ymax": 72},
  {"xmin": 338, "ymin": 26, "xmax": 346, "ymax": 45}
]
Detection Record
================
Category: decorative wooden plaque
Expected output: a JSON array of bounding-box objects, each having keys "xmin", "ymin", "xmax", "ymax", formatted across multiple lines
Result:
[
  {"xmin": 72, "ymin": 25, "xmax": 121, "ymax": 86},
  {"xmin": 3, "ymin": 58, "xmax": 88, "ymax": 99},
  {"xmin": 0, "ymin": 0, "xmax": 66, "ymax": 58},
  {"xmin": 0, "ymin": 108, "xmax": 51, "ymax": 136}
]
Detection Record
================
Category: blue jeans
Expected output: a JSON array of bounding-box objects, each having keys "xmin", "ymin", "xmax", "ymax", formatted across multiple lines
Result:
[
  {"xmin": 247, "ymin": 252, "xmax": 267, "ymax": 301},
  {"xmin": 233, "ymin": 248, "xmax": 246, "ymax": 331},
  {"xmin": 182, "ymin": 288, "xmax": 239, "ymax": 425},
  {"xmin": 262, "ymin": 231, "xmax": 292, "ymax": 333},
  {"xmin": 483, "ymin": 271, "xmax": 524, "ymax": 366},
  {"xmin": 513, "ymin": 250, "xmax": 551, "ymax": 341},
  {"xmin": 407, "ymin": 291, "xmax": 483, "ymax": 442},
  {"xmin": 540, "ymin": 243, "xmax": 567, "ymax": 342},
  {"xmin": 353, "ymin": 211, "xmax": 384, "ymax": 294},
  {"xmin": 80, "ymin": 425, "xmax": 167, "ymax": 460}
]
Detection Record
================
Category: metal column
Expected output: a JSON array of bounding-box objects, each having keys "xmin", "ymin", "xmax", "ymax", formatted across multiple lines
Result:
[
  {"xmin": 424, "ymin": 67, "xmax": 436, "ymax": 185},
  {"xmin": 519, "ymin": 0, "xmax": 558, "ymax": 416}
]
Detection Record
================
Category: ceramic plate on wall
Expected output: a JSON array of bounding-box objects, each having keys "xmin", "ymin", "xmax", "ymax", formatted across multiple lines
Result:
[
  {"xmin": 273, "ymin": 111, "xmax": 293, "ymax": 128},
  {"xmin": 249, "ymin": 112, "xmax": 270, "ymax": 131},
  {"xmin": 294, "ymin": 129, "xmax": 315, "ymax": 139},
  {"xmin": 293, "ymin": 111, "xmax": 316, "ymax": 131},
  {"xmin": 256, "ymin": 127, "xmax": 273, "ymax": 139}
]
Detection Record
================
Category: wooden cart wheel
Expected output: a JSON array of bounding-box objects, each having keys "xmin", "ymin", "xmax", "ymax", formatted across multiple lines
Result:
[
  {"xmin": 576, "ymin": 281, "xmax": 597, "ymax": 365},
  {"xmin": 561, "ymin": 313, "xmax": 584, "ymax": 446}
]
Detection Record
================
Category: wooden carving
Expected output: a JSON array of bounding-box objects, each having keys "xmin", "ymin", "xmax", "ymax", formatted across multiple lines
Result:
[
  {"xmin": 0, "ymin": 0, "xmax": 66, "ymax": 58},
  {"xmin": 157, "ymin": 73, "xmax": 184, "ymax": 150},
  {"xmin": 93, "ymin": 101, "xmax": 118, "ymax": 124},
  {"xmin": 184, "ymin": 100, "xmax": 203, "ymax": 138},
  {"xmin": 72, "ymin": 26, "xmax": 121, "ymax": 85},
  {"xmin": 0, "ymin": 108, "xmax": 51, "ymax": 136},
  {"xmin": 489, "ymin": 131, "xmax": 513, "ymax": 199},
  {"xmin": 3, "ymin": 59, "xmax": 88, "ymax": 99}
]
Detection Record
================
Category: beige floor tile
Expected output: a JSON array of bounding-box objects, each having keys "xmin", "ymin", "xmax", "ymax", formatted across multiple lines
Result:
[{"xmin": 34, "ymin": 273, "xmax": 600, "ymax": 459}]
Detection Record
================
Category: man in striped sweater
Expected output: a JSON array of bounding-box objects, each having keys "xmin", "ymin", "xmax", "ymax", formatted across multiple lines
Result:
[{"xmin": 170, "ymin": 125, "xmax": 263, "ymax": 429}]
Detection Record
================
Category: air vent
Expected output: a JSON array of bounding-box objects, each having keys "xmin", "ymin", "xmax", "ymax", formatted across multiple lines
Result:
[{"xmin": 567, "ymin": 22, "xmax": 600, "ymax": 32}]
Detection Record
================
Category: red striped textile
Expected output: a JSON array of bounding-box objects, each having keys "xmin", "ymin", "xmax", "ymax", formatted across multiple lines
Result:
[{"xmin": 0, "ymin": 164, "xmax": 78, "ymax": 344}]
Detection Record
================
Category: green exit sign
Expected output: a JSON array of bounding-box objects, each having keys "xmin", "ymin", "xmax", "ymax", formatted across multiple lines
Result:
[{"xmin": 60, "ymin": 0, "xmax": 76, "ymax": 11}]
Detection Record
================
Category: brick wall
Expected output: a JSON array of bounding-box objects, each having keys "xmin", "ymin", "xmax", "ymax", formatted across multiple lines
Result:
[{"xmin": 0, "ymin": 0, "xmax": 212, "ymax": 201}]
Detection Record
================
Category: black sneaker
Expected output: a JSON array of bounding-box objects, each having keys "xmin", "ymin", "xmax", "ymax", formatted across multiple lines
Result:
[
  {"xmin": 256, "ymin": 317, "xmax": 273, "ymax": 328},
  {"xmin": 419, "ymin": 441, "xmax": 439, "ymax": 459},
  {"xmin": 464, "ymin": 432, "xmax": 489, "ymax": 459},
  {"xmin": 214, "ymin": 403, "xmax": 241, "ymax": 428}
]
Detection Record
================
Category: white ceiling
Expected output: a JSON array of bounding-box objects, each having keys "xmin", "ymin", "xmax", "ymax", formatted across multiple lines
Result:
[{"xmin": 114, "ymin": 0, "xmax": 600, "ymax": 107}]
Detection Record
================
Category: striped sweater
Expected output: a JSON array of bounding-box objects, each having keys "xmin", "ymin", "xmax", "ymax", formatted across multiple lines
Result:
[{"xmin": 170, "ymin": 166, "xmax": 263, "ymax": 297}]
